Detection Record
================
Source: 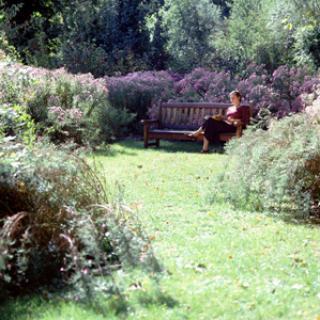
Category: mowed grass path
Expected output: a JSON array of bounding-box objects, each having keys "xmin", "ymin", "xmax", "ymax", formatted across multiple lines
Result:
[{"xmin": 2, "ymin": 140, "xmax": 320, "ymax": 319}]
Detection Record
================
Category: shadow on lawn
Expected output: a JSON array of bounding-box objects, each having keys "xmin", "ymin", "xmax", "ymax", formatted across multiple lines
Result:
[
  {"xmin": 280, "ymin": 214, "xmax": 320, "ymax": 227},
  {"xmin": 0, "ymin": 296, "xmax": 125, "ymax": 320},
  {"xmin": 0, "ymin": 288, "xmax": 179, "ymax": 320},
  {"xmin": 251, "ymin": 208, "xmax": 320, "ymax": 229},
  {"xmin": 113, "ymin": 138, "xmax": 226, "ymax": 155}
]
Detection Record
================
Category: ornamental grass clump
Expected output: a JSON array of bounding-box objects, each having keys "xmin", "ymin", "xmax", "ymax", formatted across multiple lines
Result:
[
  {"xmin": 210, "ymin": 113, "xmax": 320, "ymax": 218},
  {"xmin": 0, "ymin": 141, "xmax": 159, "ymax": 297}
]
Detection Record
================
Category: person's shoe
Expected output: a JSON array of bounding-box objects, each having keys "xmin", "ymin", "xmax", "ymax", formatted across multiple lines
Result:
[
  {"xmin": 188, "ymin": 132, "xmax": 197, "ymax": 138},
  {"xmin": 201, "ymin": 149, "xmax": 209, "ymax": 154}
]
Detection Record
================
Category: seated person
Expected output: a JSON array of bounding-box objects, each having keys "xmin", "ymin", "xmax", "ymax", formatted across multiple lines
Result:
[{"xmin": 190, "ymin": 91, "xmax": 251, "ymax": 152}]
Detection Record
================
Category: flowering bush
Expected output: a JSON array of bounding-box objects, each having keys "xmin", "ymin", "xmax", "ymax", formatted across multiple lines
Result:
[
  {"xmin": 270, "ymin": 66, "xmax": 320, "ymax": 115},
  {"xmin": 174, "ymin": 68, "xmax": 236, "ymax": 102},
  {"xmin": 179, "ymin": 64, "xmax": 320, "ymax": 118},
  {"xmin": 107, "ymin": 64, "xmax": 320, "ymax": 122},
  {"xmin": 1, "ymin": 62, "xmax": 319, "ymax": 141},
  {"xmin": 0, "ymin": 63, "xmax": 134, "ymax": 145},
  {"xmin": 236, "ymin": 64, "xmax": 273, "ymax": 112},
  {"xmin": 47, "ymin": 106, "xmax": 86, "ymax": 144},
  {"xmin": 105, "ymin": 71, "xmax": 176, "ymax": 123}
]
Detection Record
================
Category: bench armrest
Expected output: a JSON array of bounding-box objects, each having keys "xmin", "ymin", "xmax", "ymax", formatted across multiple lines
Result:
[{"xmin": 141, "ymin": 119, "xmax": 159, "ymax": 125}]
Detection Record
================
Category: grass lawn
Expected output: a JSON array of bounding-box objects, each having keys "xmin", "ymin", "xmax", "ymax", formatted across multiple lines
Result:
[{"xmin": 2, "ymin": 140, "xmax": 320, "ymax": 319}]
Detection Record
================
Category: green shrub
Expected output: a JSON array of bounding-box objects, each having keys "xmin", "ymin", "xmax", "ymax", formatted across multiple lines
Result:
[
  {"xmin": 0, "ymin": 63, "xmax": 134, "ymax": 145},
  {"xmin": 97, "ymin": 106, "xmax": 136, "ymax": 141},
  {"xmin": 0, "ymin": 104, "xmax": 36, "ymax": 145},
  {"xmin": 209, "ymin": 113, "xmax": 320, "ymax": 217},
  {"xmin": 0, "ymin": 141, "xmax": 160, "ymax": 297}
]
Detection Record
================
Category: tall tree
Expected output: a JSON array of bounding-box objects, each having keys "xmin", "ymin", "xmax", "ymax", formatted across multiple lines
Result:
[
  {"xmin": 62, "ymin": 0, "xmax": 158, "ymax": 75},
  {"xmin": 0, "ymin": 0, "xmax": 69, "ymax": 66},
  {"xmin": 289, "ymin": 0, "xmax": 320, "ymax": 69},
  {"xmin": 162, "ymin": 0, "xmax": 221, "ymax": 72},
  {"xmin": 213, "ymin": 0, "xmax": 289, "ymax": 73},
  {"xmin": 148, "ymin": 12, "xmax": 169, "ymax": 70}
]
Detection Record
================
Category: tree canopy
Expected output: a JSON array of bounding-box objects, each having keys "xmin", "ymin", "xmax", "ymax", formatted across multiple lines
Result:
[{"xmin": 1, "ymin": 0, "xmax": 320, "ymax": 75}]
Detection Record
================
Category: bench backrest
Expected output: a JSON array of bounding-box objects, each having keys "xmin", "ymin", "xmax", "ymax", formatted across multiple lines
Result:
[{"xmin": 160, "ymin": 102, "xmax": 231, "ymax": 130}]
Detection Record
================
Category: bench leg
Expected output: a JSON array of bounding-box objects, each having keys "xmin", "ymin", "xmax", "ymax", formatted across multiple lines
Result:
[
  {"xmin": 143, "ymin": 125, "xmax": 149, "ymax": 148},
  {"xmin": 143, "ymin": 124, "xmax": 160, "ymax": 148}
]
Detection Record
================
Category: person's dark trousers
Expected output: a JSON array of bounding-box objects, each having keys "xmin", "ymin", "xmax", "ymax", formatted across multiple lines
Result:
[{"xmin": 202, "ymin": 116, "xmax": 236, "ymax": 143}]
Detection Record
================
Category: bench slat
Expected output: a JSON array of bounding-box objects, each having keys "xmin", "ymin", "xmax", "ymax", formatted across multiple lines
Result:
[
  {"xmin": 183, "ymin": 107, "xmax": 188, "ymax": 126},
  {"xmin": 172, "ymin": 107, "xmax": 178, "ymax": 125},
  {"xmin": 200, "ymin": 108, "xmax": 206, "ymax": 123},
  {"xmin": 162, "ymin": 102, "xmax": 230, "ymax": 109},
  {"xmin": 163, "ymin": 107, "xmax": 171, "ymax": 126},
  {"xmin": 189, "ymin": 108, "xmax": 195, "ymax": 127}
]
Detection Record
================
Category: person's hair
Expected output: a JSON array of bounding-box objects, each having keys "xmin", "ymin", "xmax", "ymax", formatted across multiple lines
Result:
[{"xmin": 230, "ymin": 90, "xmax": 242, "ymax": 102}]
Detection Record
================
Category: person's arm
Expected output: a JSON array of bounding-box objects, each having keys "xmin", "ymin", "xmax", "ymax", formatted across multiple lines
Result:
[
  {"xmin": 227, "ymin": 117, "xmax": 242, "ymax": 127},
  {"xmin": 240, "ymin": 106, "xmax": 251, "ymax": 127},
  {"xmin": 212, "ymin": 114, "xmax": 225, "ymax": 121},
  {"xmin": 227, "ymin": 107, "xmax": 250, "ymax": 127}
]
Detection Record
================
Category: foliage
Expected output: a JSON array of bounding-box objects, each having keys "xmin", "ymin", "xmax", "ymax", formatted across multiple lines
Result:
[
  {"xmin": 213, "ymin": 0, "xmax": 286, "ymax": 73},
  {"xmin": 0, "ymin": 104, "xmax": 36, "ymax": 145},
  {"xmin": 174, "ymin": 67, "xmax": 236, "ymax": 102},
  {"xmin": 1, "ymin": 0, "xmax": 159, "ymax": 75},
  {"xmin": 124, "ymin": 64, "xmax": 320, "ymax": 118},
  {"xmin": 147, "ymin": 10, "xmax": 169, "ymax": 71},
  {"xmin": 0, "ymin": 3, "xmax": 21, "ymax": 62},
  {"xmin": 0, "ymin": 0, "xmax": 66, "ymax": 68},
  {"xmin": 3, "ymin": 0, "xmax": 320, "ymax": 74},
  {"xmin": 209, "ymin": 113, "xmax": 320, "ymax": 217},
  {"xmin": 211, "ymin": 0, "xmax": 232, "ymax": 17},
  {"xmin": 161, "ymin": 0, "xmax": 221, "ymax": 72},
  {"xmin": 106, "ymin": 70, "xmax": 176, "ymax": 122},
  {"xmin": 0, "ymin": 141, "xmax": 160, "ymax": 298},
  {"xmin": 0, "ymin": 62, "xmax": 134, "ymax": 145},
  {"xmin": 213, "ymin": 0, "xmax": 320, "ymax": 73},
  {"xmin": 61, "ymin": 41, "xmax": 109, "ymax": 78},
  {"xmin": 6, "ymin": 62, "xmax": 319, "ymax": 139},
  {"xmin": 63, "ymin": 0, "xmax": 171, "ymax": 76}
]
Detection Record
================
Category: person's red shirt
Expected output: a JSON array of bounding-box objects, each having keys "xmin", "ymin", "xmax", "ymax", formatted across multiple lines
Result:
[{"xmin": 226, "ymin": 105, "xmax": 251, "ymax": 128}]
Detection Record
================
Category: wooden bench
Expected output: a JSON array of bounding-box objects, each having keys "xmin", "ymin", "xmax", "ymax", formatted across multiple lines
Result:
[{"xmin": 142, "ymin": 102, "xmax": 248, "ymax": 148}]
